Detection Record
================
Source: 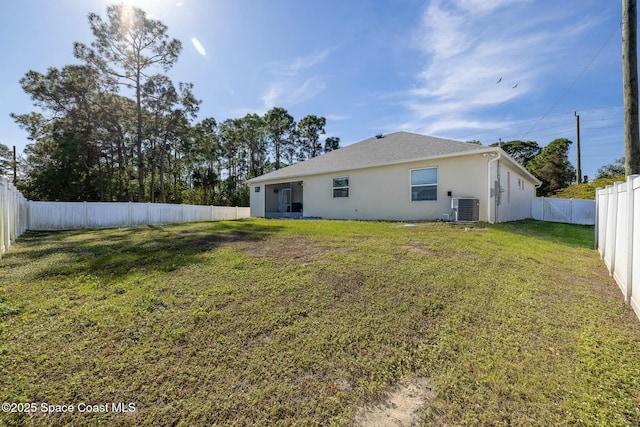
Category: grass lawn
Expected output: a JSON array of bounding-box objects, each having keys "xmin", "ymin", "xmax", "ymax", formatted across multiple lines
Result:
[{"xmin": 0, "ymin": 219, "xmax": 639, "ymax": 426}]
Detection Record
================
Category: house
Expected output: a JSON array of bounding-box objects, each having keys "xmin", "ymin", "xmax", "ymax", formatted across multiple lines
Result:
[{"xmin": 246, "ymin": 132, "xmax": 541, "ymax": 223}]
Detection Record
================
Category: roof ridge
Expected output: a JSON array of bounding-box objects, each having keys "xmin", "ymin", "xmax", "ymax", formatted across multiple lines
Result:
[{"xmin": 248, "ymin": 131, "xmax": 488, "ymax": 183}]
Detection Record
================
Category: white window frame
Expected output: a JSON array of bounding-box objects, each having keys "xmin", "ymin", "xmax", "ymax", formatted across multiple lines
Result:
[
  {"xmin": 332, "ymin": 176, "xmax": 349, "ymax": 198},
  {"xmin": 410, "ymin": 167, "xmax": 438, "ymax": 202}
]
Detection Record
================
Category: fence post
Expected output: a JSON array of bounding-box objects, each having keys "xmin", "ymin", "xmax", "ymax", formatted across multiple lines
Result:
[
  {"xmin": 570, "ymin": 198, "xmax": 574, "ymax": 225},
  {"xmin": 6, "ymin": 182, "xmax": 13, "ymax": 245},
  {"xmin": 3, "ymin": 178, "xmax": 10, "ymax": 254},
  {"xmin": 0, "ymin": 176, "xmax": 6, "ymax": 258},
  {"xmin": 82, "ymin": 201, "xmax": 87, "ymax": 229},
  {"xmin": 10, "ymin": 183, "xmax": 16, "ymax": 243},
  {"xmin": 601, "ymin": 187, "xmax": 610, "ymax": 258},
  {"xmin": 609, "ymin": 183, "xmax": 622, "ymax": 277},
  {"xmin": 2, "ymin": 177, "xmax": 9, "ymax": 257},
  {"xmin": 594, "ymin": 190, "xmax": 600, "ymax": 250},
  {"xmin": 626, "ymin": 175, "xmax": 638, "ymax": 304}
]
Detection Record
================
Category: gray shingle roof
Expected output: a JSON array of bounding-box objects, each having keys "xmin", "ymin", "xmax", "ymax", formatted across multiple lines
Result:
[{"xmin": 247, "ymin": 131, "xmax": 486, "ymax": 183}]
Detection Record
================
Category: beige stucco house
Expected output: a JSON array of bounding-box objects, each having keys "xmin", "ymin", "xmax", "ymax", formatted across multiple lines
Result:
[{"xmin": 246, "ymin": 132, "xmax": 541, "ymax": 223}]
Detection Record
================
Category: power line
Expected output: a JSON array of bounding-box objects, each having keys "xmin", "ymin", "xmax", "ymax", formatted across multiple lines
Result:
[
  {"xmin": 454, "ymin": 105, "xmax": 623, "ymax": 141},
  {"xmin": 505, "ymin": 130, "xmax": 575, "ymax": 142},
  {"xmin": 581, "ymin": 116, "xmax": 623, "ymax": 123},
  {"xmin": 581, "ymin": 114, "xmax": 623, "ymax": 120},
  {"xmin": 454, "ymin": 118, "xmax": 540, "ymax": 140},
  {"xmin": 454, "ymin": 111, "xmax": 575, "ymax": 140},
  {"xmin": 582, "ymin": 124, "xmax": 624, "ymax": 131},
  {"xmin": 522, "ymin": 26, "xmax": 620, "ymax": 139},
  {"xmin": 576, "ymin": 104, "xmax": 623, "ymax": 112}
]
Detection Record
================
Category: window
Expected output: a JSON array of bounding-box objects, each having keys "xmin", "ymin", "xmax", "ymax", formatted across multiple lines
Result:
[
  {"xmin": 254, "ymin": 186, "xmax": 261, "ymax": 193},
  {"xmin": 411, "ymin": 168, "xmax": 437, "ymax": 201},
  {"xmin": 333, "ymin": 176, "xmax": 349, "ymax": 198}
]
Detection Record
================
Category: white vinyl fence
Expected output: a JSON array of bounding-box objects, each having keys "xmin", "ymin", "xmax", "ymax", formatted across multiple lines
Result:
[
  {"xmin": 0, "ymin": 176, "xmax": 29, "ymax": 260},
  {"xmin": 28, "ymin": 201, "xmax": 250, "ymax": 231},
  {"xmin": 596, "ymin": 175, "xmax": 640, "ymax": 320},
  {"xmin": 531, "ymin": 197, "xmax": 596, "ymax": 225},
  {"xmin": 0, "ymin": 174, "xmax": 251, "ymax": 259}
]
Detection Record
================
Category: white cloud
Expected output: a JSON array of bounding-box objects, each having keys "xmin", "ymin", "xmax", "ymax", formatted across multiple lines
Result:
[
  {"xmin": 452, "ymin": 0, "xmax": 532, "ymax": 14},
  {"xmin": 267, "ymin": 49, "xmax": 332, "ymax": 77},
  {"xmin": 324, "ymin": 114, "xmax": 350, "ymax": 121},
  {"xmin": 261, "ymin": 78, "xmax": 326, "ymax": 109},
  {"xmin": 397, "ymin": 0, "xmax": 596, "ymax": 139},
  {"xmin": 259, "ymin": 48, "xmax": 332, "ymax": 109}
]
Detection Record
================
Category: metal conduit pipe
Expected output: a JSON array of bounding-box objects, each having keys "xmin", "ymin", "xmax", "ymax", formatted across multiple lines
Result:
[{"xmin": 485, "ymin": 151, "xmax": 501, "ymax": 224}]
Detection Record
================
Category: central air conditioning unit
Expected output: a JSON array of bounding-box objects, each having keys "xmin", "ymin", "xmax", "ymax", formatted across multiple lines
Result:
[{"xmin": 452, "ymin": 197, "xmax": 480, "ymax": 222}]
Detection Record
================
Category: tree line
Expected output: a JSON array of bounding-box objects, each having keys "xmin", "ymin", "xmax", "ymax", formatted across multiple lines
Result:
[
  {"xmin": 7, "ymin": 4, "xmax": 624, "ymax": 203},
  {"xmin": 487, "ymin": 139, "xmax": 575, "ymax": 196},
  {"xmin": 467, "ymin": 138, "xmax": 624, "ymax": 196},
  {"xmin": 10, "ymin": 5, "xmax": 339, "ymax": 206}
]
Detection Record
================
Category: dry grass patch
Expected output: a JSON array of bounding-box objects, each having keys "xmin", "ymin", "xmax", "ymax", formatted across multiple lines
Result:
[{"xmin": 354, "ymin": 377, "xmax": 435, "ymax": 426}]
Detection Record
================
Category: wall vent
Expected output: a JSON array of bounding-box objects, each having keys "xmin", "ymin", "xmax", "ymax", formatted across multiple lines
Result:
[{"xmin": 452, "ymin": 197, "xmax": 479, "ymax": 222}]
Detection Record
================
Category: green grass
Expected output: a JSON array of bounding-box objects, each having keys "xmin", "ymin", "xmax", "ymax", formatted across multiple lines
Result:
[{"xmin": 0, "ymin": 218, "xmax": 639, "ymax": 426}]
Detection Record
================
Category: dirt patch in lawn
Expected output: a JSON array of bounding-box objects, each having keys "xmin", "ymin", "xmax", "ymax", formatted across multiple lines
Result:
[
  {"xmin": 245, "ymin": 236, "xmax": 321, "ymax": 258},
  {"xmin": 399, "ymin": 243, "xmax": 438, "ymax": 256},
  {"xmin": 244, "ymin": 235, "xmax": 350, "ymax": 262},
  {"xmin": 354, "ymin": 377, "xmax": 435, "ymax": 427}
]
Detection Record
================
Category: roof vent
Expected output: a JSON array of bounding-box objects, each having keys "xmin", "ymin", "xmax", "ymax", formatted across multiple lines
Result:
[{"xmin": 375, "ymin": 133, "xmax": 385, "ymax": 139}]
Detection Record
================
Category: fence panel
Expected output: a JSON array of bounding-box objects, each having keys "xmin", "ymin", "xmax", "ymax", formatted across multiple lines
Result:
[
  {"xmin": 213, "ymin": 206, "xmax": 244, "ymax": 221},
  {"xmin": 531, "ymin": 197, "xmax": 595, "ymax": 225},
  {"xmin": 131, "ymin": 203, "xmax": 152, "ymax": 226},
  {"xmin": 0, "ymin": 177, "xmax": 6, "ymax": 256},
  {"xmin": 0, "ymin": 192, "xmax": 249, "ymax": 258},
  {"xmin": 0, "ymin": 176, "xmax": 28, "ymax": 260},
  {"xmin": 613, "ymin": 182, "xmax": 628, "ymax": 295},
  {"xmin": 27, "ymin": 201, "xmax": 250, "ymax": 231},
  {"xmin": 86, "ymin": 202, "xmax": 130, "ymax": 228},
  {"xmin": 596, "ymin": 175, "xmax": 640, "ymax": 320},
  {"xmin": 631, "ymin": 178, "xmax": 640, "ymax": 317},
  {"xmin": 28, "ymin": 202, "xmax": 86, "ymax": 230}
]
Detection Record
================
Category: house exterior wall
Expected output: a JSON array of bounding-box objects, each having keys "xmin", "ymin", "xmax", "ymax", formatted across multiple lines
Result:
[
  {"xmin": 301, "ymin": 155, "xmax": 489, "ymax": 221},
  {"xmin": 495, "ymin": 162, "xmax": 537, "ymax": 222},
  {"xmin": 249, "ymin": 153, "xmax": 536, "ymax": 222}
]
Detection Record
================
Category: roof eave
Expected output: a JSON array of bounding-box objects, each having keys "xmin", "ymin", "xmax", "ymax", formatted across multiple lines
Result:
[
  {"xmin": 247, "ymin": 146, "xmax": 541, "ymax": 187},
  {"xmin": 247, "ymin": 148, "xmax": 491, "ymax": 184},
  {"xmin": 492, "ymin": 147, "xmax": 542, "ymax": 185}
]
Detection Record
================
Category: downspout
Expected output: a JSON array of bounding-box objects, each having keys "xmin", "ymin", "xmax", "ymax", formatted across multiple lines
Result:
[{"xmin": 486, "ymin": 151, "xmax": 502, "ymax": 223}]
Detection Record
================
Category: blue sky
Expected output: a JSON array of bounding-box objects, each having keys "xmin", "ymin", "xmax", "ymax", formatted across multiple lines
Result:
[{"xmin": 0, "ymin": 0, "xmax": 624, "ymax": 180}]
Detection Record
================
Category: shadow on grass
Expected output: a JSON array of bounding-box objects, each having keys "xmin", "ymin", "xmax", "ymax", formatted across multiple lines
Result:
[
  {"xmin": 11, "ymin": 220, "xmax": 282, "ymax": 279},
  {"xmin": 490, "ymin": 219, "xmax": 595, "ymax": 249}
]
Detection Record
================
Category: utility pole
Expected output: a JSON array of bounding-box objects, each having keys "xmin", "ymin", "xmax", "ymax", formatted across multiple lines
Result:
[
  {"xmin": 623, "ymin": 0, "xmax": 640, "ymax": 175},
  {"xmin": 575, "ymin": 112, "xmax": 582, "ymax": 183}
]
